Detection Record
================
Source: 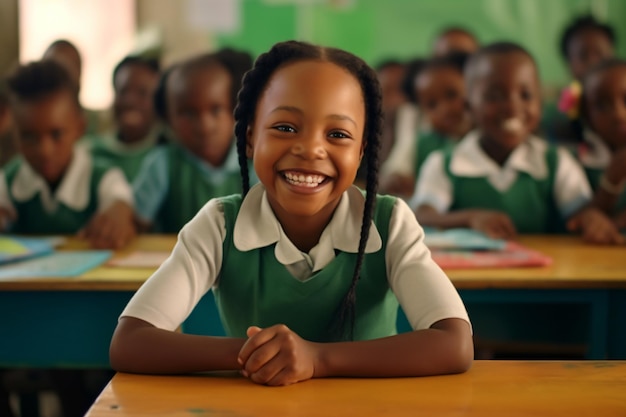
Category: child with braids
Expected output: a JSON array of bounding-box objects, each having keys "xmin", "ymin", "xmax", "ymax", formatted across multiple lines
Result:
[{"xmin": 110, "ymin": 40, "xmax": 472, "ymax": 385}]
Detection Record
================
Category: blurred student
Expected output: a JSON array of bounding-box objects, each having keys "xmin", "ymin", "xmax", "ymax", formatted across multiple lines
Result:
[
  {"xmin": 380, "ymin": 53, "xmax": 471, "ymax": 199},
  {"xmin": 410, "ymin": 42, "xmax": 621, "ymax": 244},
  {"xmin": 133, "ymin": 49, "xmax": 256, "ymax": 233},
  {"xmin": 90, "ymin": 56, "xmax": 162, "ymax": 181},
  {"xmin": 567, "ymin": 59, "xmax": 626, "ymax": 227},
  {"xmin": 542, "ymin": 15, "xmax": 616, "ymax": 146},
  {"xmin": 0, "ymin": 60, "xmax": 136, "ymax": 248}
]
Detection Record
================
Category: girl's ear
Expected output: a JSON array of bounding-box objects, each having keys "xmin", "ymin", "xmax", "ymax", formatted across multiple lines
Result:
[
  {"xmin": 246, "ymin": 126, "xmax": 254, "ymax": 159},
  {"xmin": 359, "ymin": 140, "xmax": 367, "ymax": 161}
]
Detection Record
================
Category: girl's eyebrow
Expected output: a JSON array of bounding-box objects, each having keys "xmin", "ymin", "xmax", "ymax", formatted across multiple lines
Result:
[{"xmin": 270, "ymin": 105, "xmax": 357, "ymax": 127}]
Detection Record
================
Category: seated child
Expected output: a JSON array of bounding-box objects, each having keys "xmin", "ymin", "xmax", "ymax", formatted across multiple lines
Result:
[
  {"xmin": 541, "ymin": 15, "xmax": 616, "ymax": 146},
  {"xmin": 133, "ymin": 49, "xmax": 255, "ymax": 233},
  {"xmin": 380, "ymin": 53, "xmax": 472, "ymax": 198},
  {"xmin": 0, "ymin": 60, "xmax": 135, "ymax": 248},
  {"xmin": 410, "ymin": 42, "xmax": 621, "ymax": 244},
  {"xmin": 110, "ymin": 40, "xmax": 472, "ymax": 384},
  {"xmin": 90, "ymin": 55, "xmax": 162, "ymax": 181},
  {"xmin": 574, "ymin": 59, "xmax": 626, "ymax": 227}
]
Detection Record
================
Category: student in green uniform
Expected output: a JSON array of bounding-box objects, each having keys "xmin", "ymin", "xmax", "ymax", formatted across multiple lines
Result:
[
  {"xmin": 0, "ymin": 60, "xmax": 136, "ymax": 248},
  {"xmin": 411, "ymin": 42, "xmax": 622, "ymax": 244},
  {"xmin": 133, "ymin": 49, "xmax": 255, "ymax": 233},
  {"xmin": 110, "ymin": 40, "xmax": 472, "ymax": 385},
  {"xmin": 379, "ymin": 53, "xmax": 471, "ymax": 199},
  {"xmin": 90, "ymin": 55, "xmax": 162, "ymax": 181},
  {"xmin": 572, "ymin": 59, "xmax": 626, "ymax": 227}
]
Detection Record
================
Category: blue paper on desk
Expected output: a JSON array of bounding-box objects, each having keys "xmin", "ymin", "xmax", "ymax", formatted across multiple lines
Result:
[
  {"xmin": 0, "ymin": 251, "xmax": 112, "ymax": 280},
  {"xmin": 0, "ymin": 236, "xmax": 55, "ymax": 265},
  {"xmin": 423, "ymin": 228, "xmax": 507, "ymax": 251}
]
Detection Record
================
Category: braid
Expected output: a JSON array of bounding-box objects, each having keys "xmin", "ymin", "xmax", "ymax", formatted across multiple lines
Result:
[
  {"xmin": 232, "ymin": 41, "xmax": 384, "ymax": 339},
  {"xmin": 332, "ymin": 53, "xmax": 383, "ymax": 340}
]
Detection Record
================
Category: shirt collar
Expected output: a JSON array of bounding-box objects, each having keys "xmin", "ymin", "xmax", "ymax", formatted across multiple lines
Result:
[
  {"xmin": 234, "ymin": 184, "xmax": 382, "ymax": 267},
  {"xmin": 580, "ymin": 129, "xmax": 611, "ymax": 168},
  {"xmin": 11, "ymin": 144, "xmax": 92, "ymax": 211},
  {"xmin": 450, "ymin": 130, "xmax": 548, "ymax": 179}
]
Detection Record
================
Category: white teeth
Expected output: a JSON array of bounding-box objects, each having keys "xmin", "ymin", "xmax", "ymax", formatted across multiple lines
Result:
[
  {"xmin": 284, "ymin": 172, "xmax": 326, "ymax": 187},
  {"xmin": 502, "ymin": 118, "xmax": 523, "ymax": 132}
]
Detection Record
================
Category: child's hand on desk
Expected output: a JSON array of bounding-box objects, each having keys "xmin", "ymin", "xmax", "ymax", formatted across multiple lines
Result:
[
  {"xmin": 613, "ymin": 210, "xmax": 626, "ymax": 230},
  {"xmin": 379, "ymin": 173, "xmax": 415, "ymax": 198},
  {"xmin": 238, "ymin": 325, "xmax": 319, "ymax": 386},
  {"xmin": 567, "ymin": 207, "xmax": 624, "ymax": 245},
  {"xmin": 79, "ymin": 201, "xmax": 137, "ymax": 249},
  {"xmin": 0, "ymin": 207, "xmax": 16, "ymax": 231},
  {"xmin": 468, "ymin": 210, "xmax": 517, "ymax": 240}
]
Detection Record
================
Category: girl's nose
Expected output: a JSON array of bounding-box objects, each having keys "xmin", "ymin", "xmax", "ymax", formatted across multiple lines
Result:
[{"xmin": 291, "ymin": 135, "xmax": 327, "ymax": 159}]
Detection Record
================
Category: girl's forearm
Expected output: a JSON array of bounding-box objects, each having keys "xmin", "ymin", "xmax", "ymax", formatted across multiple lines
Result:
[
  {"xmin": 314, "ymin": 318, "xmax": 473, "ymax": 378},
  {"xmin": 110, "ymin": 317, "xmax": 245, "ymax": 374}
]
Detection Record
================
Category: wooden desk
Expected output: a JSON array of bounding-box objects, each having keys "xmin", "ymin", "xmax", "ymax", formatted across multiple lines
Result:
[
  {"xmin": 1, "ymin": 235, "xmax": 625, "ymax": 368},
  {"xmin": 86, "ymin": 361, "xmax": 626, "ymax": 417}
]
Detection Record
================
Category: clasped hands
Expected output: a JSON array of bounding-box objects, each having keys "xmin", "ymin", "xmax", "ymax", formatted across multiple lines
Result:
[{"xmin": 238, "ymin": 324, "xmax": 321, "ymax": 386}]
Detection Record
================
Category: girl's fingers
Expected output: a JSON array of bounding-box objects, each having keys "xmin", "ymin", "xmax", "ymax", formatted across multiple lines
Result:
[
  {"xmin": 248, "ymin": 352, "xmax": 287, "ymax": 385},
  {"xmin": 238, "ymin": 326, "xmax": 277, "ymax": 366},
  {"xmin": 243, "ymin": 336, "xmax": 282, "ymax": 375}
]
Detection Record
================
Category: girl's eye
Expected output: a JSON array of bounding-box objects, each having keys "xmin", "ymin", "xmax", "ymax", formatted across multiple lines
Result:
[
  {"xmin": 51, "ymin": 129, "xmax": 63, "ymax": 141},
  {"xmin": 521, "ymin": 90, "xmax": 533, "ymax": 101},
  {"xmin": 274, "ymin": 125, "xmax": 295, "ymax": 133},
  {"xmin": 329, "ymin": 130, "xmax": 350, "ymax": 139}
]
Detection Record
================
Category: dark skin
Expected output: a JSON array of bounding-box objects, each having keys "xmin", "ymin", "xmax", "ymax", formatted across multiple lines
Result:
[
  {"xmin": 3, "ymin": 91, "xmax": 136, "ymax": 248},
  {"xmin": 110, "ymin": 60, "xmax": 473, "ymax": 385},
  {"xmin": 585, "ymin": 65, "xmax": 626, "ymax": 229},
  {"xmin": 416, "ymin": 52, "xmax": 622, "ymax": 243},
  {"xmin": 566, "ymin": 29, "xmax": 614, "ymax": 81}
]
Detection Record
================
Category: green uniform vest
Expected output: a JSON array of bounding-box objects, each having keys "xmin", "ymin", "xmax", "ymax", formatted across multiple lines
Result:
[
  {"xmin": 4, "ymin": 157, "xmax": 109, "ymax": 234},
  {"xmin": 90, "ymin": 138, "xmax": 155, "ymax": 181},
  {"xmin": 157, "ymin": 144, "xmax": 244, "ymax": 233},
  {"xmin": 414, "ymin": 130, "xmax": 455, "ymax": 179},
  {"xmin": 214, "ymin": 193, "xmax": 399, "ymax": 342},
  {"xmin": 444, "ymin": 145, "xmax": 563, "ymax": 233}
]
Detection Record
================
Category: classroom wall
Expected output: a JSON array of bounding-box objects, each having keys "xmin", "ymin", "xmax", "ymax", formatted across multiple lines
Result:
[
  {"xmin": 0, "ymin": 0, "xmax": 19, "ymax": 75},
  {"xmin": 216, "ymin": 0, "xmax": 626, "ymax": 93}
]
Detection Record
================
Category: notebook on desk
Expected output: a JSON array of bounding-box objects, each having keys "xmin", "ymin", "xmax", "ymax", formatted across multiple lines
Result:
[{"xmin": 423, "ymin": 228, "xmax": 552, "ymax": 269}]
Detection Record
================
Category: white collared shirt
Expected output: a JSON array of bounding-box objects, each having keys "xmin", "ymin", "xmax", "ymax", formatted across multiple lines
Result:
[
  {"xmin": 121, "ymin": 184, "xmax": 470, "ymax": 333},
  {"xmin": 0, "ymin": 144, "xmax": 134, "ymax": 216},
  {"xmin": 409, "ymin": 130, "xmax": 591, "ymax": 218},
  {"xmin": 580, "ymin": 129, "xmax": 612, "ymax": 170}
]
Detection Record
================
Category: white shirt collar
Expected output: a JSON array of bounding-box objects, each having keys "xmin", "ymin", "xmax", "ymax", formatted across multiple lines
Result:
[
  {"xmin": 580, "ymin": 129, "xmax": 611, "ymax": 169},
  {"xmin": 450, "ymin": 130, "xmax": 548, "ymax": 180},
  {"xmin": 234, "ymin": 184, "xmax": 382, "ymax": 271},
  {"xmin": 11, "ymin": 144, "xmax": 92, "ymax": 213}
]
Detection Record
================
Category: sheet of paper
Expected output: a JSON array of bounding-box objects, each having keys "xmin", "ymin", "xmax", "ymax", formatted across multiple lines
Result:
[{"xmin": 0, "ymin": 251, "xmax": 112, "ymax": 280}]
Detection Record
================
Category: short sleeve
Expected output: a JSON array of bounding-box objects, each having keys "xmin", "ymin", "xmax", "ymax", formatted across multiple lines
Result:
[
  {"xmin": 97, "ymin": 167, "xmax": 134, "ymax": 211},
  {"xmin": 385, "ymin": 199, "xmax": 470, "ymax": 330},
  {"xmin": 132, "ymin": 147, "xmax": 170, "ymax": 222},
  {"xmin": 120, "ymin": 198, "xmax": 227, "ymax": 330},
  {"xmin": 553, "ymin": 147, "xmax": 592, "ymax": 218},
  {"xmin": 408, "ymin": 151, "xmax": 452, "ymax": 213}
]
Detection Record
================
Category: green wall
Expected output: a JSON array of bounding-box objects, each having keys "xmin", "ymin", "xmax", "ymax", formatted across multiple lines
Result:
[{"xmin": 217, "ymin": 0, "xmax": 626, "ymax": 89}]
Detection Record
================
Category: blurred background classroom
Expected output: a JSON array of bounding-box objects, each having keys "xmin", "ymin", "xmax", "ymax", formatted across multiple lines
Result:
[{"xmin": 1, "ymin": 1, "xmax": 625, "ymax": 416}]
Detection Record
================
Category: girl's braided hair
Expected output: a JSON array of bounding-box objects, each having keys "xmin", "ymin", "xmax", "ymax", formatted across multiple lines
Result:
[{"xmin": 233, "ymin": 40, "xmax": 383, "ymax": 340}]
